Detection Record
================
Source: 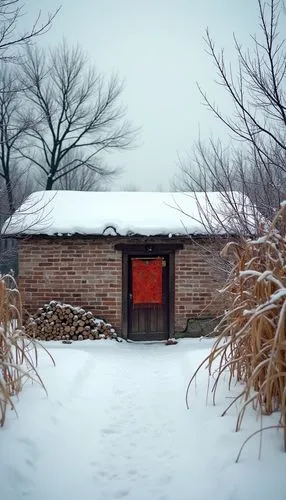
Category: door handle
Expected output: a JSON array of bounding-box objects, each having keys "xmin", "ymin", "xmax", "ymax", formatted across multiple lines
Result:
[{"xmin": 129, "ymin": 293, "xmax": 133, "ymax": 301}]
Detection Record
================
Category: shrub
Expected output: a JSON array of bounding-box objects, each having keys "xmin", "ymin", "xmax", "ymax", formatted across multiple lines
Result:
[
  {"xmin": 186, "ymin": 204, "xmax": 286, "ymax": 456},
  {"xmin": 0, "ymin": 274, "xmax": 53, "ymax": 426}
]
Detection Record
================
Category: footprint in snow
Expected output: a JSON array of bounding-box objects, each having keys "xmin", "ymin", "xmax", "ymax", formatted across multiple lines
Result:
[
  {"xmin": 24, "ymin": 458, "xmax": 36, "ymax": 470},
  {"xmin": 157, "ymin": 450, "xmax": 176, "ymax": 459},
  {"xmin": 93, "ymin": 471, "xmax": 119, "ymax": 482},
  {"xmin": 97, "ymin": 470, "xmax": 108, "ymax": 478},
  {"xmin": 101, "ymin": 427, "xmax": 119, "ymax": 435},
  {"xmin": 50, "ymin": 415, "xmax": 59, "ymax": 425},
  {"xmin": 113, "ymin": 489, "xmax": 130, "ymax": 498},
  {"xmin": 7, "ymin": 466, "xmax": 35, "ymax": 497},
  {"xmin": 127, "ymin": 469, "xmax": 137, "ymax": 476},
  {"xmin": 18, "ymin": 437, "xmax": 40, "ymax": 461}
]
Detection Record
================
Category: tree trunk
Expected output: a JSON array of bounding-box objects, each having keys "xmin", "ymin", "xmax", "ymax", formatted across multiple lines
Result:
[
  {"xmin": 5, "ymin": 175, "xmax": 14, "ymax": 213},
  {"xmin": 45, "ymin": 176, "xmax": 54, "ymax": 190}
]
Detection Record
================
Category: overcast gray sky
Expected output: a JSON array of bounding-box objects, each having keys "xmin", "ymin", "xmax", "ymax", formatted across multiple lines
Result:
[{"xmin": 26, "ymin": 0, "xmax": 260, "ymax": 190}]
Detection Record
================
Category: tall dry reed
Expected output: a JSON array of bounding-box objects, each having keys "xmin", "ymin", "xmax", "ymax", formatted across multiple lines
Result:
[
  {"xmin": 0, "ymin": 274, "xmax": 54, "ymax": 426},
  {"xmin": 186, "ymin": 204, "xmax": 286, "ymax": 458}
]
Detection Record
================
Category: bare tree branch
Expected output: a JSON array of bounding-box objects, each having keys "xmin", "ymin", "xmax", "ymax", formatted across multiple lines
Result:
[
  {"xmin": 19, "ymin": 41, "xmax": 137, "ymax": 190},
  {"xmin": 0, "ymin": 1, "xmax": 59, "ymax": 61},
  {"xmin": 173, "ymin": 0, "xmax": 286, "ymax": 235},
  {"xmin": 0, "ymin": 65, "xmax": 35, "ymax": 212}
]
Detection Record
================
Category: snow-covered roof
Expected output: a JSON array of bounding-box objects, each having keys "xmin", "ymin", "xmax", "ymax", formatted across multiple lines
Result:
[{"xmin": 2, "ymin": 190, "xmax": 255, "ymax": 237}]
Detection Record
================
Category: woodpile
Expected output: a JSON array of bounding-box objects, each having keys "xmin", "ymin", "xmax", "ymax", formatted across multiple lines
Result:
[{"xmin": 26, "ymin": 300, "xmax": 118, "ymax": 341}]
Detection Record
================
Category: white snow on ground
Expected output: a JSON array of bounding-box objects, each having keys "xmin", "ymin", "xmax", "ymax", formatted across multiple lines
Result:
[{"xmin": 0, "ymin": 339, "xmax": 285, "ymax": 500}]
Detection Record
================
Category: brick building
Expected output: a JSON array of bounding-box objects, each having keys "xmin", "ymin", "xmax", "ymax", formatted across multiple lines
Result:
[{"xmin": 5, "ymin": 190, "xmax": 231, "ymax": 340}]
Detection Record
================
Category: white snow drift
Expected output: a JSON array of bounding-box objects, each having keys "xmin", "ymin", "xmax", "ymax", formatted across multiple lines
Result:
[{"xmin": 0, "ymin": 339, "xmax": 285, "ymax": 500}]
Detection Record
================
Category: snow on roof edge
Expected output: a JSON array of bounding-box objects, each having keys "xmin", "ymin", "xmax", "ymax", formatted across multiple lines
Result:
[{"xmin": 2, "ymin": 190, "xmax": 257, "ymax": 238}]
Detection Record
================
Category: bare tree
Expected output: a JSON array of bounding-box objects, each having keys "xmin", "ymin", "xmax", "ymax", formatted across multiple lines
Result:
[
  {"xmin": 0, "ymin": 1, "xmax": 59, "ymax": 276},
  {"xmin": 200, "ymin": 0, "xmax": 286, "ymax": 165},
  {"xmin": 173, "ymin": 138, "xmax": 286, "ymax": 228},
  {"xmin": 173, "ymin": 0, "xmax": 286, "ymax": 234},
  {"xmin": 0, "ymin": 66, "xmax": 34, "ymax": 212},
  {"xmin": 0, "ymin": 1, "xmax": 59, "ymax": 61},
  {"xmin": 19, "ymin": 41, "xmax": 135, "ymax": 191},
  {"xmin": 0, "ymin": 0, "xmax": 58, "ymax": 215}
]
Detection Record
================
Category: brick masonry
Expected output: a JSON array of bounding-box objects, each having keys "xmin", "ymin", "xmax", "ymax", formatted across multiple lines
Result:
[
  {"xmin": 174, "ymin": 241, "xmax": 225, "ymax": 331},
  {"xmin": 19, "ymin": 238, "xmax": 122, "ymax": 328},
  {"xmin": 18, "ymin": 237, "xmax": 226, "ymax": 334}
]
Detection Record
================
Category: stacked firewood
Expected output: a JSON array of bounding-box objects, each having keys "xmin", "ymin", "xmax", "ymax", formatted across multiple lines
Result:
[{"xmin": 26, "ymin": 301, "xmax": 118, "ymax": 341}]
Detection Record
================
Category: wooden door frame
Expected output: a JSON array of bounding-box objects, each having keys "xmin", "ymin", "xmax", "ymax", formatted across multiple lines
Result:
[{"xmin": 115, "ymin": 243, "xmax": 183, "ymax": 340}]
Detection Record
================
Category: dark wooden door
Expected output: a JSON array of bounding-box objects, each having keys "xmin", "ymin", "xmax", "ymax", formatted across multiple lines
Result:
[{"xmin": 127, "ymin": 255, "xmax": 169, "ymax": 340}]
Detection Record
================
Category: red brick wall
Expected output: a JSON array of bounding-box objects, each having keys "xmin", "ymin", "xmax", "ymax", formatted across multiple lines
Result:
[
  {"xmin": 18, "ymin": 237, "xmax": 225, "ymax": 333},
  {"xmin": 19, "ymin": 238, "xmax": 122, "ymax": 328},
  {"xmin": 175, "ymin": 241, "xmax": 224, "ymax": 331}
]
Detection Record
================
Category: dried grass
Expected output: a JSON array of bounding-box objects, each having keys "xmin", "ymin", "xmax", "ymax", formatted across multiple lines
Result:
[
  {"xmin": 186, "ymin": 204, "xmax": 286, "ymax": 458},
  {"xmin": 0, "ymin": 274, "xmax": 54, "ymax": 426}
]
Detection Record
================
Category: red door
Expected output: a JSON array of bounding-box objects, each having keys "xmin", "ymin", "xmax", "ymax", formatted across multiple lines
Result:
[{"xmin": 127, "ymin": 255, "xmax": 169, "ymax": 340}]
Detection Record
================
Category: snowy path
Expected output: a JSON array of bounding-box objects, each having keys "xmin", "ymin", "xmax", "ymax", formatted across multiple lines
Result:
[{"xmin": 0, "ymin": 339, "xmax": 286, "ymax": 500}]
